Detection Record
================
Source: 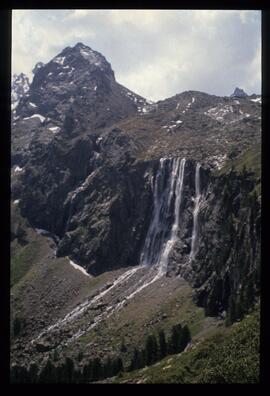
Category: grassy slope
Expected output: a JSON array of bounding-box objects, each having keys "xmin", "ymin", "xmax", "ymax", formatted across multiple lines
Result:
[
  {"xmin": 215, "ymin": 143, "xmax": 261, "ymax": 178},
  {"xmin": 108, "ymin": 306, "xmax": 260, "ymax": 384},
  {"xmin": 10, "ymin": 205, "xmax": 226, "ymax": 370},
  {"xmin": 66, "ymin": 277, "xmax": 224, "ymax": 366}
]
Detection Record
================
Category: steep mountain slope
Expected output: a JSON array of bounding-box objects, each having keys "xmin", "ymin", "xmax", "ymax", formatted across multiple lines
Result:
[
  {"xmin": 106, "ymin": 306, "xmax": 259, "ymax": 384},
  {"xmin": 11, "ymin": 43, "xmax": 261, "ymax": 381}
]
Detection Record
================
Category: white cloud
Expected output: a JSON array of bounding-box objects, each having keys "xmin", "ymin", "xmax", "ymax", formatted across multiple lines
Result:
[{"xmin": 12, "ymin": 10, "xmax": 261, "ymax": 100}]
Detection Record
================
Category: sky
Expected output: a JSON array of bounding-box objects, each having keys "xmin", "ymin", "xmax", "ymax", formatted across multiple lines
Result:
[{"xmin": 12, "ymin": 9, "xmax": 261, "ymax": 101}]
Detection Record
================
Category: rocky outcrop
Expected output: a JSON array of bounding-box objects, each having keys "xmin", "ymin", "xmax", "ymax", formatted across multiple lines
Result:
[
  {"xmin": 230, "ymin": 87, "xmax": 248, "ymax": 98},
  {"xmin": 165, "ymin": 163, "xmax": 260, "ymax": 317},
  {"xmin": 191, "ymin": 168, "xmax": 260, "ymax": 317}
]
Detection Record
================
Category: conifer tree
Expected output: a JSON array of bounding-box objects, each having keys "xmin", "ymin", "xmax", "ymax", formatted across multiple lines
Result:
[
  {"xmin": 180, "ymin": 325, "xmax": 191, "ymax": 351},
  {"xmin": 129, "ymin": 347, "xmax": 139, "ymax": 371},
  {"xmin": 145, "ymin": 334, "xmax": 158, "ymax": 365},
  {"xmin": 82, "ymin": 360, "xmax": 93, "ymax": 383},
  {"xmin": 38, "ymin": 359, "xmax": 56, "ymax": 383},
  {"xmin": 110, "ymin": 357, "xmax": 123, "ymax": 376},
  {"xmin": 92, "ymin": 357, "xmax": 103, "ymax": 381},
  {"xmin": 64, "ymin": 356, "xmax": 74, "ymax": 383},
  {"xmin": 104, "ymin": 356, "xmax": 113, "ymax": 378},
  {"xmin": 28, "ymin": 363, "xmax": 39, "ymax": 383},
  {"xmin": 158, "ymin": 330, "xmax": 167, "ymax": 359},
  {"xmin": 138, "ymin": 349, "xmax": 146, "ymax": 369},
  {"xmin": 170, "ymin": 324, "xmax": 182, "ymax": 354},
  {"xmin": 120, "ymin": 337, "xmax": 127, "ymax": 352}
]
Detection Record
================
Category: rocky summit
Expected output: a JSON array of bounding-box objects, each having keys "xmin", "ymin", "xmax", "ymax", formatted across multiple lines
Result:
[
  {"xmin": 11, "ymin": 43, "xmax": 261, "ymax": 384},
  {"xmin": 230, "ymin": 87, "xmax": 248, "ymax": 98}
]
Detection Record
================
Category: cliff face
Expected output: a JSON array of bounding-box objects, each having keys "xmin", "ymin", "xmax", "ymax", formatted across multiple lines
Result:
[
  {"xmin": 191, "ymin": 167, "xmax": 260, "ymax": 318},
  {"xmin": 139, "ymin": 158, "xmax": 261, "ymax": 318}
]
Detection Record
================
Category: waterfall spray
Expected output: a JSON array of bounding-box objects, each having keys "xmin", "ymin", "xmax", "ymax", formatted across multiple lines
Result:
[
  {"xmin": 190, "ymin": 163, "xmax": 201, "ymax": 260},
  {"xmin": 140, "ymin": 157, "xmax": 186, "ymax": 276}
]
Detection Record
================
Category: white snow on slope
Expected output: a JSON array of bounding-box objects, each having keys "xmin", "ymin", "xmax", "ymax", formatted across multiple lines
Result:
[
  {"xmin": 80, "ymin": 48, "xmax": 101, "ymax": 66},
  {"xmin": 14, "ymin": 166, "xmax": 23, "ymax": 173},
  {"xmin": 35, "ymin": 228, "xmax": 50, "ymax": 235},
  {"xmin": 69, "ymin": 259, "xmax": 91, "ymax": 277},
  {"xmin": 11, "ymin": 101, "xmax": 19, "ymax": 111},
  {"xmin": 23, "ymin": 114, "xmax": 46, "ymax": 123},
  {"xmin": 53, "ymin": 56, "xmax": 66, "ymax": 65},
  {"xmin": 204, "ymin": 104, "xmax": 234, "ymax": 121},
  {"xmin": 250, "ymin": 97, "xmax": 261, "ymax": 103},
  {"xmin": 29, "ymin": 102, "xmax": 37, "ymax": 108},
  {"xmin": 49, "ymin": 126, "xmax": 60, "ymax": 133}
]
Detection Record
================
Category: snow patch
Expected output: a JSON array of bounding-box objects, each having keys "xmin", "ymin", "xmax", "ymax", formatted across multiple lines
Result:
[
  {"xmin": 48, "ymin": 126, "xmax": 61, "ymax": 133},
  {"xmin": 23, "ymin": 114, "xmax": 46, "ymax": 123},
  {"xmin": 250, "ymin": 97, "xmax": 261, "ymax": 103},
  {"xmin": 80, "ymin": 48, "xmax": 101, "ymax": 66},
  {"xmin": 205, "ymin": 104, "xmax": 234, "ymax": 122},
  {"xmin": 211, "ymin": 154, "xmax": 227, "ymax": 170},
  {"xmin": 162, "ymin": 119, "xmax": 182, "ymax": 131},
  {"xmin": 11, "ymin": 101, "xmax": 19, "ymax": 111},
  {"xmin": 35, "ymin": 228, "xmax": 50, "ymax": 236},
  {"xmin": 69, "ymin": 259, "xmax": 90, "ymax": 277},
  {"xmin": 14, "ymin": 166, "xmax": 23, "ymax": 173},
  {"xmin": 53, "ymin": 56, "xmax": 66, "ymax": 65},
  {"xmin": 29, "ymin": 102, "xmax": 37, "ymax": 108}
]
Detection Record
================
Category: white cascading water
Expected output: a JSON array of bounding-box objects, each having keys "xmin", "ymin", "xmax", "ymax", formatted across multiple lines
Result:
[
  {"xmin": 34, "ymin": 157, "xmax": 187, "ymax": 343},
  {"xmin": 72, "ymin": 157, "xmax": 187, "ymax": 339},
  {"xmin": 190, "ymin": 163, "xmax": 201, "ymax": 261},
  {"xmin": 140, "ymin": 157, "xmax": 186, "ymax": 275}
]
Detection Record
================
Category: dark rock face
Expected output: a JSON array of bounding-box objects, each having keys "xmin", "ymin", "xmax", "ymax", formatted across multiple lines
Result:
[
  {"xmin": 191, "ymin": 169, "xmax": 260, "ymax": 316},
  {"xmin": 15, "ymin": 42, "xmax": 147, "ymax": 129},
  {"xmin": 162, "ymin": 161, "xmax": 260, "ymax": 317},
  {"xmin": 230, "ymin": 87, "xmax": 248, "ymax": 98},
  {"xmin": 57, "ymin": 156, "xmax": 156, "ymax": 274}
]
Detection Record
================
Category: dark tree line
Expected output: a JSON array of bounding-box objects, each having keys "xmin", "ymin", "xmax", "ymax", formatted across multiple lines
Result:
[
  {"xmin": 128, "ymin": 323, "xmax": 191, "ymax": 371},
  {"xmin": 11, "ymin": 355, "xmax": 123, "ymax": 384},
  {"xmin": 10, "ymin": 323, "xmax": 191, "ymax": 383}
]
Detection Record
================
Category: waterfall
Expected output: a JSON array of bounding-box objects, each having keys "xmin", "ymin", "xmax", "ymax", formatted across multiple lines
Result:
[
  {"xmin": 140, "ymin": 157, "xmax": 186, "ymax": 276},
  {"xmin": 36, "ymin": 157, "xmax": 187, "ymax": 343},
  {"xmin": 190, "ymin": 163, "xmax": 201, "ymax": 260}
]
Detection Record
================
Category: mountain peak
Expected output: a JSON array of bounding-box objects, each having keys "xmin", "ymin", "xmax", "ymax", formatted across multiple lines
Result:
[{"xmin": 230, "ymin": 87, "xmax": 248, "ymax": 98}]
